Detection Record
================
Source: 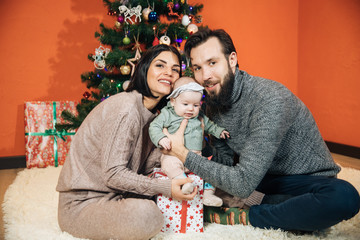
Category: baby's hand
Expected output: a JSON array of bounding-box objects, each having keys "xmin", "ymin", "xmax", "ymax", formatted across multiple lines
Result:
[
  {"xmin": 159, "ymin": 137, "xmax": 171, "ymax": 150},
  {"xmin": 220, "ymin": 130, "xmax": 230, "ymax": 139}
]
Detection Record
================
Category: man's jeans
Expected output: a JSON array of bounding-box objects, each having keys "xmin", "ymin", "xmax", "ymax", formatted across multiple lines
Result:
[{"xmin": 250, "ymin": 175, "xmax": 360, "ymax": 231}]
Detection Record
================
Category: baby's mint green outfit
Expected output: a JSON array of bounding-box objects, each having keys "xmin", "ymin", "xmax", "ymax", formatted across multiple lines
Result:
[
  {"xmin": 149, "ymin": 102, "xmax": 225, "ymax": 151},
  {"xmin": 149, "ymin": 102, "xmax": 225, "ymax": 190}
]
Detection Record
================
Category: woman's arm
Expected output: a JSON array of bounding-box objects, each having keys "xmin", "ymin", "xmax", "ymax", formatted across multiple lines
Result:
[{"xmin": 101, "ymin": 113, "xmax": 172, "ymax": 197}]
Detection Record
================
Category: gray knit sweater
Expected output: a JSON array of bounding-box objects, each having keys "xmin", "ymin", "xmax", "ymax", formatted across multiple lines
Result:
[{"xmin": 184, "ymin": 68, "xmax": 340, "ymax": 199}]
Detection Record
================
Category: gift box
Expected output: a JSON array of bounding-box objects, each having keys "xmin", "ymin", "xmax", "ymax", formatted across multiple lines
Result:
[
  {"xmin": 24, "ymin": 101, "xmax": 78, "ymax": 168},
  {"xmin": 153, "ymin": 168, "xmax": 204, "ymax": 233}
]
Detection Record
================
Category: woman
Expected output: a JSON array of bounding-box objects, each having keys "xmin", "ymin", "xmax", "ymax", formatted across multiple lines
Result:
[{"xmin": 56, "ymin": 44, "xmax": 196, "ymax": 240}]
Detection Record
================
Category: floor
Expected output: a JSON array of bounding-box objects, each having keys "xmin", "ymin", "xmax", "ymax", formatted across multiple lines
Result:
[{"xmin": 0, "ymin": 153, "xmax": 359, "ymax": 239}]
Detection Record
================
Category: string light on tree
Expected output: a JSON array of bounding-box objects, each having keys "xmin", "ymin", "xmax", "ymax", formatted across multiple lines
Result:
[
  {"xmin": 56, "ymin": 0, "xmax": 204, "ymax": 131},
  {"xmin": 152, "ymin": 26, "xmax": 159, "ymax": 46},
  {"xmin": 83, "ymin": 91, "xmax": 91, "ymax": 99},
  {"xmin": 174, "ymin": 3, "xmax": 180, "ymax": 11}
]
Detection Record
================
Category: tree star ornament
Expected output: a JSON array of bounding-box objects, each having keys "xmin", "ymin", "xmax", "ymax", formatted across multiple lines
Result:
[
  {"xmin": 132, "ymin": 34, "xmax": 142, "ymax": 53},
  {"xmin": 127, "ymin": 48, "xmax": 142, "ymax": 76},
  {"xmin": 93, "ymin": 45, "xmax": 110, "ymax": 69}
]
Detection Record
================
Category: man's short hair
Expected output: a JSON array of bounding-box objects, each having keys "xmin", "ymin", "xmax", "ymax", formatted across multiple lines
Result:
[{"xmin": 184, "ymin": 27, "xmax": 237, "ymax": 59}]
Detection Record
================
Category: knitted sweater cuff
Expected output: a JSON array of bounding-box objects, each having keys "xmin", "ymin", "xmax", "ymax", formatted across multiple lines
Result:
[
  {"xmin": 244, "ymin": 190, "xmax": 265, "ymax": 207},
  {"xmin": 153, "ymin": 178, "xmax": 172, "ymax": 198}
]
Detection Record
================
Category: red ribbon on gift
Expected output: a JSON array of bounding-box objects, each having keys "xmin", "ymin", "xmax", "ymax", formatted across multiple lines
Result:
[{"xmin": 180, "ymin": 200, "xmax": 188, "ymax": 233}]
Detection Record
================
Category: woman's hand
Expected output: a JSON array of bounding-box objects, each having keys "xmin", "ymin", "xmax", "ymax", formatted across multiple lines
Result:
[
  {"xmin": 171, "ymin": 177, "xmax": 198, "ymax": 201},
  {"xmin": 161, "ymin": 119, "xmax": 189, "ymax": 163}
]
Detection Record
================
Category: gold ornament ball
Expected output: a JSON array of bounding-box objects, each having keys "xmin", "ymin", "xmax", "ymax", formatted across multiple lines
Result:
[
  {"xmin": 120, "ymin": 65, "xmax": 131, "ymax": 75},
  {"xmin": 115, "ymin": 21, "xmax": 121, "ymax": 28},
  {"xmin": 187, "ymin": 24, "xmax": 199, "ymax": 34},
  {"xmin": 142, "ymin": 8, "xmax": 151, "ymax": 21}
]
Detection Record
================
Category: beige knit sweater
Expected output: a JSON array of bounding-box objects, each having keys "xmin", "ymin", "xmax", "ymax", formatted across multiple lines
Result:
[{"xmin": 56, "ymin": 91, "xmax": 172, "ymax": 198}]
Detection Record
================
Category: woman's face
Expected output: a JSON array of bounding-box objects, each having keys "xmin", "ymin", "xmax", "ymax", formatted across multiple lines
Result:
[{"xmin": 147, "ymin": 51, "xmax": 181, "ymax": 98}]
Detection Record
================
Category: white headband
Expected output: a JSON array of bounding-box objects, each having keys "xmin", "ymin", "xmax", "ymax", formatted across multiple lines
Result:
[{"xmin": 167, "ymin": 82, "xmax": 204, "ymax": 99}]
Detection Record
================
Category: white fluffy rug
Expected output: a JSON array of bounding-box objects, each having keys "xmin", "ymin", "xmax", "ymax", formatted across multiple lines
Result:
[{"xmin": 2, "ymin": 166, "xmax": 360, "ymax": 240}]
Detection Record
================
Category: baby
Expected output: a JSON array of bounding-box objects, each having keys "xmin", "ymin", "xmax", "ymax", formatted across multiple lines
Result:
[{"xmin": 149, "ymin": 77, "xmax": 229, "ymax": 207}]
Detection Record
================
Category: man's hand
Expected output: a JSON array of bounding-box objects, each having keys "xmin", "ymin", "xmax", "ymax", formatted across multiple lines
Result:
[
  {"xmin": 161, "ymin": 119, "xmax": 189, "ymax": 163},
  {"xmin": 158, "ymin": 137, "xmax": 171, "ymax": 150},
  {"xmin": 171, "ymin": 177, "xmax": 197, "ymax": 201}
]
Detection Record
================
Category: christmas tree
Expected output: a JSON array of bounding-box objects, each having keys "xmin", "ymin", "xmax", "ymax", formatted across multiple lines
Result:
[{"xmin": 56, "ymin": 0, "xmax": 203, "ymax": 131}]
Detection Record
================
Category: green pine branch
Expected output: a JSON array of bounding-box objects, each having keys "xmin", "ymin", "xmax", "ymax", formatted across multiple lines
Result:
[{"xmin": 56, "ymin": 0, "xmax": 203, "ymax": 131}]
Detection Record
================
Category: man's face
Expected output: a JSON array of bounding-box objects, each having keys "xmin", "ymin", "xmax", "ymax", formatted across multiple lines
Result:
[{"xmin": 190, "ymin": 37, "xmax": 237, "ymax": 98}]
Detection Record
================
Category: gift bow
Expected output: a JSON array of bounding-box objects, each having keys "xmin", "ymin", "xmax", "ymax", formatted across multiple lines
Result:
[{"xmin": 44, "ymin": 129, "xmax": 71, "ymax": 141}]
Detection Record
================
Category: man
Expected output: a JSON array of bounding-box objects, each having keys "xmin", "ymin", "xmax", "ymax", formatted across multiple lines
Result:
[{"xmin": 162, "ymin": 27, "xmax": 360, "ymax": 231}]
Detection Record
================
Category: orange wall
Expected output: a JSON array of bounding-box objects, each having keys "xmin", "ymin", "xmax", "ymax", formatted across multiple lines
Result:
[
  {"xmin": 298, "ymin": 0, "xmax": 360, "ymax": 147},
  {"xmin": 0, "ymin": 0, "xmax": 113, "ymax": 157},
  {"xmin": 0, "ymin": 0, "xmax": 358, "ymax": 158},
  {"xmin": 200, "ymin": 0, "xmax": 299, "ymax": 93}
]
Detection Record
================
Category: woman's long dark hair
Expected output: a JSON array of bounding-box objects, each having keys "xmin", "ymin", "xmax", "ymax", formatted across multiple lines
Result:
[{"xmin": 126, "ymin": 44, "xmax": 182, "ymax": 110}]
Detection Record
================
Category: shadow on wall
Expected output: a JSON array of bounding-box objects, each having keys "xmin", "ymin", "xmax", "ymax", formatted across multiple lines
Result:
[
  {"xmin": 47, "ymin": 18, "xmax": 102, "ymax": 101},
  {"xmin": 46, "ymin": 0, "xmax": 111, "ymax": 101},
  {"xmin": 6, "ymin": 0, "xmax": 109, "ymax": 156}
]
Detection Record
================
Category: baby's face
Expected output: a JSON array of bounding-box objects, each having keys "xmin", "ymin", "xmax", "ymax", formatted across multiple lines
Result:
[{"xmin": 171, "ymin": 91, "xmax": 203, "ymax": 119}]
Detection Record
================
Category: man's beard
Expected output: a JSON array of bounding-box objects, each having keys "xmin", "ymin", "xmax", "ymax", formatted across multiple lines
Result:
[{"xmin": 205, "ymin": 66, "xmax": 235, "ymax": 119}]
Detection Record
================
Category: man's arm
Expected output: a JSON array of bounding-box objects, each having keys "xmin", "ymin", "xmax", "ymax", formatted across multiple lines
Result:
[
  {"xmin": 163, "ymin": 98, "xmax": 294, "ymax": 199},
  {"xmin": 186, "ymin": 99, "xmax": 294, "ymax": 198}
]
